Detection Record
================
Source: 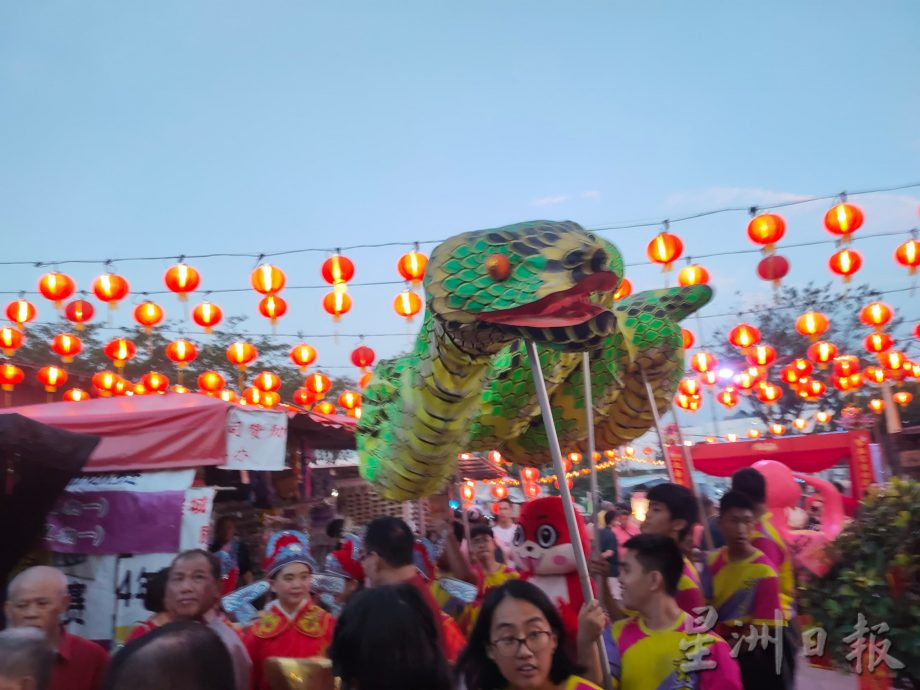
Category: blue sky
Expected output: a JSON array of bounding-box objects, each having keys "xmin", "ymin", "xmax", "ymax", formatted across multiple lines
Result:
[{"xmin": 1, "ymin": 2, "xmax": 919, "ymax": 379}]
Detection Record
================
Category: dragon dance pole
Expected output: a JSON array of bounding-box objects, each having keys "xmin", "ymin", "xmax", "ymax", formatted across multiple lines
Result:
[
  {"xmin": 525, "ymin": 341, "xmax": 612, "ymax": 690},
  {"xmin": 582, "ymin": 353, "xmax": 601, "ymax": 549}
]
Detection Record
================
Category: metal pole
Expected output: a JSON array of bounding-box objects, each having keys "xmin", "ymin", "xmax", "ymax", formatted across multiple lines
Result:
[
  {"xmin": 582, "ymin": 353, "xmax": 601, "ymax": 550},
  {"xmin": 525, "ymin": 341, "xmax": 612, "ymax": 690},
  {"xmin": 669, "ymin": 403, "xmax": 714, "ymax": 551}
]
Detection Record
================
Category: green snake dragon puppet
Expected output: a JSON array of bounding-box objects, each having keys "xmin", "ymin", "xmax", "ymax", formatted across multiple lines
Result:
[{"xmin": 358, "ymin": 220, "xmax": 712, "ymax": 500}]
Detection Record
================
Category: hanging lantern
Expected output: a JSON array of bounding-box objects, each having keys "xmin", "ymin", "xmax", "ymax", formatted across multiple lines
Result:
[
  {"xmin": 321, "ymin": 254, "xmax": 355, "ymax": 287},
  {"xmin": 141, "ymin": 372, "xmax": 170, "ymax": 393},
  {"xmin": 613, "ymin": 278, "xmax": 632, "ymax": 301},
  {"xmin": 350, "ymin": 345, "xmax": 376, "ymax": 369},
  {"xmin": 880, "ymin": 351, "xmax": 906, "ymax": 371},
  {"xmin": 253, "ymin": 371, "xmax": 282, "ymax": 393},
  {"xmin": 290, "ymin": 344, "xmax": 318, "ymax": 373},
  {"xmin": 807, "ymin": 341, "xmax": 838, "ymax": 366},
  {"xmin": 646, "ymin": 232, "xmax": 683, "ymax": 271},
  {"xmin": 242, "ymin": 387, "xmax": 264, "ymax": 406},
  {"xmin": 863, "ymin": 366, "xmax": 887, "ymax": 384},
  {"xmin": 0, "ymin": 327, "xmax": 24, "ymax": 356},
  {"xmin": 522, "ymin": 467, "xmax": 540, "ymax": 482},
  {"xmin": 323, "ymin": 291, "xmax": 352, "ymax": 322},
  {"xmin": 393, "ymin": 290, "xmax": 422, "ymax": 320},
  {"xmin": 293, "ymin": 387, "xmax": 317, "ymax": 407},
  {"xmin": 226, "ymin": 341, "xmax": 258, "ymax": 371},
  {"xmin": 164, "ymin": 264, "xmax": 201, "ymax": 301},
  {"xmin": 833, "ymin": 375, "xmax": 856, "ymax": 393},
  {"xmin": 815, "ymin": 411, "xmax": 832, "ymax": 424},
  {"xmin": 859, "ymin": 302, "xmax": 893, "ymax": 330},
  {"xmin": 728, "ymin": 323, "xmax": 761, "ymax": 349},
  {"xmin": 795, "ymin": 311, "xmax": 829, "ymax": 340},
  {"xmin": 716, "ymin": 387, "xmax": 740, "ymax": 409},
  {"xmin": 92, "ymin": 371, "xmax": 119, "ymax": 394},
  {"xmin": 689, "ymin": 352, "xmax": 717, "ymax": 374},
  {"xmin": 747, "ymin": 213, "xmax": 786, "ymax": 252},
  {"xmin": 6, "ymin": 299, "xmax": 37, "ymax": 326},
  {"xmin": 677, "ymin": 264, "xmax": 709, "ymax": 286},
  {"xmin": 894, "ymin": 391, "xmax": 913, "ymax": 407},
  {"xmin": 725, "ymin": 434, "xmax": 739, "ymax": 443},
  {"xmin": 38, "ymin": 272, "xmax": 76, "ymax": 307},
  {"xmin": 305, "ymin": 372, "xmax": 332, "ymax": 398},
  {"xmin": 358, "ymin": 371, "xmax": 374, "ymax": 389},
  {"xmin": 103, "ymin": 338, "xmax": 137, "ymax": 369},
  {"xmin": 798, "ymin": 379, "xmax": 827, "ymax": 399},
  {"xmin": 169, "ymin": 384, "xmax": 190, "ymax": 395},
  {"xmin": 864, "ymin": 332, "xmax": 893, "ymax": 354},
  {"xmin": 868, "ymin": 398, "xmax": 885, "ymax": 414},
  {"xmin": 37, "ymin": 366, "xmax": 68, "ymax": 393},
  {"xmin": 755, "ymin": 383, "xmax": 783, "ymax": 404},
  {"xmin": 824, "ymin": 202, "xmax": 863, "ymax": 241},
  {"xmin": 894, "ymin": 238, "xmax": 920, "ymax": 275},
  {"xmin": 62, "ymin": 388, "xmax": 89, "ymax": 402},
  {"xmin": 746, "ymin": 429, "xmax": 762, "ymax": 439},
  {"xmin": 338, "ymin": 390, "xmax": 361, "ymax": 410},
  {"xmin": 733, "ymin": 370, "xmax": 757, "ymax": 393},
  {"xmin": 756, "ymin": 255, "xmax": 790, "ymax": 288},
  {"xmin": 769, "ymin": 423, "xmax": 786, "ymax": 436},
  {"xmin": 460, "ymin": 481, "xmax": 476, "ymax": 503},
  {"xmin": 699, "ymin": 370, "xmax": 718, "ymax": 386},
  {"xmin": 522, "ymin": 482, "xmax": 540, "ymax": 499},
  {"xmin": 832, "ymin": 355, "xmax": 861, "ymax": 378},
  {"xmin": 779, "ymin": 366, "xmax": 801, "ymax": 385},
  {"xmin": 92, "ymin": 273, "xmax": 130, "ymax": 308},
  {"xmin": 219, "ymin": 389, "xmax": 238, "ymax": 403},
  {"xmin": 491, "ymin": 484, "xmax": 509, "ymax": 500},
  {"xmin": 165, "ymin": 339, "xmax": 198, "ymax": 369},
  {"xmin": 250, "ymin": 264, "xmax": 286, "ymax": 295},
  {"xmin": 681, "ymin": 328, "xmax": 694, "ymax": 349},
  {"xmin": 258, "ymin": 295, "xmax": 288, "ymax": 326},
  {"xmin": 64, "ymin": 299, "xmax": 95, "ymax": 331},
  {"xmin": 134, "ymin": 301, "xmax": 165, "ymax": 333},
  {"xmin": 197, "ymin": 371, "xmax": 225, "ymax": 393},
  {"xmin": 51, "ymin": 333, "xmax": 83, "ymax": 363},
  {"xmin": 132, "ymin": 382, "xmax": 149, "ymax": 396},
  {"xmin": 313, "ymin": 401, "xmax": 337, "ymax": 415},
  {"xmin": 791, "ymin": 359, "xmax": 814, "ymax": 378},
  {"xmin": 746, "ymin": 345, "xmax": 777, "ymax": 367},
  {"xmin": 828, "ymin": 248, "xmax": 862, "ymax": 282},
  {"xmin": 674, "ymin": 393, "xmax": 699, "ymax": 411},
  {"xmin": 677, "ymin": 378, "xmax": 702, "ymax": 397},
  {"xmin": 191, "ymin": 301, "xmax": 222, "ymax": 334},
  {"xmin": 0, "ymin": 364, "xmax": 24, "ymax": 391},
  {"xmin": 397, "ymin": 250, "xmax": 428, "ymax": 286}
]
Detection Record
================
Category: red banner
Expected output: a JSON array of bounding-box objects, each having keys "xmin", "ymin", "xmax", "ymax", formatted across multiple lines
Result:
[
  {"xmin": 848, "ymin": 430, "xmax": 875, "ymax": 500},
  {"xmin": 665, "ymin": 444, "xmax": 695, "ymax": 491}
]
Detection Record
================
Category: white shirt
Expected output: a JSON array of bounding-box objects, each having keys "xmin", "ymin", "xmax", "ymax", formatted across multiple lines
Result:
[{"xmin": 492, "ymin": 522, "xmax": 517, "ymax": 548}]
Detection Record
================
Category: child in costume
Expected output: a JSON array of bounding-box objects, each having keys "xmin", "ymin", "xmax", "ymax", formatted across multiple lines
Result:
[
  {"xmin": 244, "ymin": 531, "xmax": 335, "ymax": 690},
  {"xmin": 457, "ymin": 524, "xmax": 519, "ymax": 634}
]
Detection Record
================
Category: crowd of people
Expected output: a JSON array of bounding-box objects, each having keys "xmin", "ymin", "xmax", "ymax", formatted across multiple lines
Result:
[{"xmin": 0, "ymin": 466, "xmax": 802, "ymax": 690}]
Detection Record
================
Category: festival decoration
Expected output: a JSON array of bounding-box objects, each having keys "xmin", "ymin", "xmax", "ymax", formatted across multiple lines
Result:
[
  {"xmin": 894, "ymin": 236, "xmax": 920, "ymax": 275},
  {"xmin": 313, "ymin": 401, "xmax": 336, "ymax": 415},
  {"xmin": 677, "ymin": 378, "xmax": 702, "ymax": 397},
  {"xmin": 699, "ymin": 370, "xmax": 718, "ymax": 386},
  {"xmin": 868, "ymin": 398, "xmax": 885, "ymax": 413},
  {"xmin": 823, "ymin": 201, "xmax": 863, "ymax": 241},
  {"xmin": 798, "ymin": 379, "xmax": 827, "ymax": 399},
  {"xmin": 0, "ymin": 327, "xmax": 24, "ymax": 356},
  {"xmin": 38, "ymin": 272, "xmax": 75, "ymax": 307},
  {"xmin": 747, "ymin": 213, "xmax": 785, "ymax": 253},
  {"xmin": 250, "ymin": 264, "xmax": 286, "ymax": 296},
  {"xmin": 51, "ymin": 334, "xmax": 82, "ymax": 363},
  {"xmin": 716, "ymin": 387, "xmax": 740, "ymax": 408},
  {"xmin": 92, "ymin": 273, "xmax": 130, "ymax": 308},
  {"xmin": 646, "ymin": 231, "xmax": 683, "ymax": 271},
  {"xmin": 880, "ymin": 351, "xmax": 906, "ymax": 372},
  {"xmin": 5, "ymin": 299, "xmax": 36, "ymax": 326},
  {"xmin": 674, "ymin": 392, "xmax": 701, "ymax": 411},
  {"xmin": 807, "ymin": 341, "xmax": 838, "ymax": 367},
  {"xmin": 828, "ymin": 248, "xmax": 862, "ymax": 282},
  {"xmin": 0, "ymin": 364, "xmax": 24, "ymax": 392},
  {"xmin": 133, "ymin": 301, "xmax": 164, "ymax": 332},
  {"xmin": 864, "ymin": 332, "xmax": 893, "ymax": 354},
  {"xmin": 863, "ymin": 366, "xmax": 886, "ymax": 384},
  {"xmin": 689, "ymin": 351, "xmax": 717, "ymax": 374},
  {"xmin": 350, "ymin": 345, "xmax": 375, "ymax": 370},
  {"xmin": 323, "ymin": 291, "xmax": 352, "ymax": 321},
  {"xmin": 62, "ymin": 388, "xmax": 89, "ymax": 402},
  {"xmin": 305, "ymin": 372, "xmax": 332, "ymax": 399},
  {"xmin": 227, "ymin": 342, "xmax": 258, "ymax": 371},
  {"xmin": 681, "ymin": 328, "xmax": 694, "ymax": 349},
  {"xmin": 728, "ymin": 323, "xmax": 760, "ymax": 349},
  {"xmin": 893, "ymin": 391, "xmax": 912, "ymax": 406},
  {"xmin": 164, "ymin": 263, "xmax": 201, "ymax": 301},
  {"xmin": 92, "ymin": 371, "xmax": 118, "ymax": 395},
  {"xmin": 192, "ymin": 301, "xmax": 223, "ymax": 333},
  {"xmin": 358, "ymin": 371, "xmax": 373, "ymax": 389},
  {"xmin": 290, "ymin": 343, "xmax": 318, "ymax": 373},
  {"xmin": 612, "ymin": 278, "xmax": 632, "ymax": 301},
  {"xmin": 832, "ymin": 355, "xmax": 860, "ymax": 378},
  {"xmin": 677, "ymin": 264, "xmax": 709, "ymax": 286},
  {"xmin": 397, "ymin": 250, "xmax": 427, "ymax": 286},
  {"xmin": 769, "ymin": 423, "xmax": 786, "ymax": 436},
  {"xmin": 756, "ymin": 382, "xmax": 783, "ymax": 404},
  {"xmin": 142, "ymin": 372, "xmax": 170, "ymax": 394},
  {"xmin": 815, "ymin": 411, "xmax": 832, "ymax": 424},
  {"xmin": 746, "ymin": 344, "xmax": 776, "ymax": 367},
  {"xmin": 103, "ymin": 338, "xmax": 137, "ymax": 369},
  {"xmin": 64, "ymin": 299, "xmax": 95, "ymax": 330},
  {"xmin": 338, "ymin": 390, "xmax": 361, "ymax": 411},
  {"xmin": 293, "ymin": 387, "xmax": 316, "ymax": 407},
  {"xmin": 219, "ymin": 390, "xmax": 238, "ymax": 403},
  {"xmin": 795, "ymin": 311, "xmax": 829, "ymax": 340},
  {"xmin": 258, "ymin": 294, "xmax": 287, "ymax": 327},
  {"xmin": 165, "ymin": 339, "xmax": 198, "ymax": 368},
  {"xmin": 253, "ymin": 371, "xmax": 282, "ymax": 393},
  {"xmin": 756, "ymin": 255, "xmax": 790, "ymax": 287},
  {"xmin": 393, "ymin": 290, "xmax": 421, "ymax": 320},
  {"xmin": 171, "ymin": 385, "xmax": 190, "ymax": 394},
  {"xmin": 859, "ymin": 302, "xmax": 893, "ymax": 330},
  {"xmin": 37, "ymin": 366, "xmax": 67, "ymax": 393},
  {"xmin": 321, "ymin": 254, "xmax": 355, "ymax": 288},
  {"xmin": 490, "ymin": 484, "xmax": 509, "ymax": 500}
]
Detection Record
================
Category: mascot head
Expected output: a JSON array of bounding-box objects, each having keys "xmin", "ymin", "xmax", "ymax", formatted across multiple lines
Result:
[{"xmin": 513, "ymin": 496, "xmax": 590, "ymax": 576}]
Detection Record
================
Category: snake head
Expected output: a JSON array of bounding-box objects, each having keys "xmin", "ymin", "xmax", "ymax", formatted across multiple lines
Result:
[{"xmin": 426, "ymin": 220, "xmax": 624, "ymax": 354}]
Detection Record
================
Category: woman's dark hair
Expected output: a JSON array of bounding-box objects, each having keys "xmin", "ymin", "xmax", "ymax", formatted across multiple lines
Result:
[
  {"xmin": 210, "ymin": 516, "xmax": 236, "ymax": 549},
  {"xmin": 455, "ymin": 580, "xmax": 580, "ymax": 690},
  {"xmin": 142, "ymin": 568, "xmax": 169, "ymax": 613},
  {"xmin": 104, "ymin": 621, "xmax": 235, "ymax": 690},
  {"xmin": 330, "ymin": 584, "xmax": 451, "ymax": 690}
]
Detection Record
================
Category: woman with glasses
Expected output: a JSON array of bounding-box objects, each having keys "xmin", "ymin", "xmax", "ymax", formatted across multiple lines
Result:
[{"xmin": 455, "ymin": 580, "xmax": 602, "ymax": 690}]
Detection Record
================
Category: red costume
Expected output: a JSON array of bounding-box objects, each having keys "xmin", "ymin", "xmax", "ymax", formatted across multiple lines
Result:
[{"xmin": 244, "ymin": 599, "xmax": 335, "ymax": 690}]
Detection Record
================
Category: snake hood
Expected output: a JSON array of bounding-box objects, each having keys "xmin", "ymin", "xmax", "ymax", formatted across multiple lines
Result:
[{"xmin": 425, "ymin": 220, "xmax": 624, "ymax": 355}]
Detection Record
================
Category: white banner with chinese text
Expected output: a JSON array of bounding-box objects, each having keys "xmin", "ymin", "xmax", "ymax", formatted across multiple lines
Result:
[{"xmin": 219, "ymin": 407, "xmax": 287, "ymax": 471}]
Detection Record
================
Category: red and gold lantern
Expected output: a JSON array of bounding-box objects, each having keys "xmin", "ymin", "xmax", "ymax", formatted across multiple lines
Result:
[
  {"xmin": 868, "ymin": 398, "xmax": 885, "ymax": 414},
  {"xmin": 613, "ymin": 278, "xmax": 632, "ymax": 301},
  {"xmin": 815, "ymin": 411, "xmax": 832, "ymax": 424},
  {"xmin": 0, "ymin": 326, "xmax": 24, "ymax": 356},
  {"xmin": 51, "ymin": 333, "xmax": 82, "ymax": 363},
  {"xmin": 894, "ymin": 391, "xmax": 913, "ymax": 407},
  {"xmin": 677, "ymin": 264, "xmax": 709, "ymax": 286},
  {"xmin": 0, "ymin": 364, "xmax": 24, "ymax": 392},
  {"xmin": 864, "ymin": 366, "xmax": 887, "ymax": 384},
  {"xmin": 677, "ymin": 378, "xmax": 702, "ymax": 397},
  {"xmin": 38, "ymin": 272, "xmax": 75, "ymax": 307},
  {"xmin": 253, "ymin": 371, "xmax": 281, "ymax": 393},
  {"xmin": 894, "ymin": 238, "xmax": 920, "ymax": 275},
  {"xmin": 350, "ymin": 345, "xmax": 375, "ymax": 369},
  {"xmin": 824, "ymin": 202, "xmax": 863, "ymax": 241},
  {"xmin": 219, "ymin": 390, "xmax": 238, "ymax": 403},
  {"xmin": 293, "ymin": 388, "xmax": 316, "ymax": 407},
  {"xmin": 828, "ymin": 248, "xmax": 862, "ymax": 282},
  {"xmin": 258, "ymin": 294, "xmax": 287, "ymax": 326},
  {"xmin": 37, "ymin": 366, "xmax": 67, "ymax": 393},
  {"xmin": 338, "ymin": 390, "xmax": 360, "ymax": 410},
  {"xmin": 522, "ymin": 467, "xmax": 540, "ymax": 482},
  {"xmin": 716, "ymin": 387, "xmax": 740, "ymax": 409},
  {"xmin": 64, "ymin": 300, "xmax": 95, "ymax": 330},
  {"xmin": 305, "ymin": 372, "xmax": 332, "ymax": 398},
  {"xmin": 321, "ymin": 254, "xmax": 355, "ymax": 287},
  {"xmin": 646, "ymin": 232, "xmax": 683, "ymax": 271},
  {"xmin": 393, "ymin": 290, "xmax": 421, "ymax": 320},
  {"xmin": 689, "ymin": 352, "xmax": 717, "ymax": 374},
  {"xmin": 6, "ymin": 299, "xmax": 36, "ymax": 326},
  {"xmin": 250, "ymin": 264, "xmax": 286, "ymax": 295},
  {"xmin": 756, "ymin": 255, "xmax": 790, "ymax": 288},
  {"xmin": 769, "ymin": 423, "xmax": 786, "ymax": 436},
  {"xmin": 880, "ymin": 351, "xmax": 906, "ymax": 371},
  {"xmin": 798, "ymin": 379, "xmax": 827, "ymax": 399},
  {"xmin": 358, "ymin": 371, "xmax": 373, "ymax": 389},
  {"xmin": 165, "ymin": 339, "xmax": 198, "ymax": 369},
  {"xmin": 681, "ymin": 328, "xmax": 694, "ymax": 349},
  {"xmin": 133, "ymin": 301, "xmax": 164, "ymax": 332},
  {"xmin": 197, "ymin": 371, "xmax": 225, "ymax": 393},
  {"xmin": 290, "ymin": 344, "xmax": 318, "ymax": 373},
  {"xmin": 103, "ymin": 338, "xmax": 137, "ymax": 369},
  {"xmin": 728, "ymin": 323, "xmax": 761, "ymax": 349},
  {"xmin": 92, "ymin": 371, "xmax": 119, "ymax": 394},
  {"xmin": 92, "ymin": 273, "xmax": 130, "ymax": 308},
  {"xmin": 397, "ymin": 250, "xmax": 427, "ymax": 286},
  {"xmin": 755, "ymin": 383, "xmax": 783, "ymax": 404},
  {"xmin": 807, "ymin": 341, "xmax": 838, "ymax": 366},
  {"xmin": 164, "ymin": 264, "xmax": 200, "ymax": 301},
  {"xmin": 62, "ymin": 388, "xmax": 89, "ymax": 402},
  {"xmin": 142, "ymin": 372, "xmax": 170, "ymax": 394},
  {"xmin": 323, "ymin": 291, "xmax": 352, "ymax": 321},
  {"xmin": 795, "ymin": 311, "xmax": 829, "ymax": 340},
  {"xmin": 227, "ymin": 341, "xmax": 258, "ymax": 371},
  {"xmin": 864, "ymin": 332, "xmax": 893, "ymax": 354},
  {"xmin": 832, "ymin": 356, "xmax": 860, "ymax": 378},
  {"xmin": 859, "ymin": 302, "xmax": 893, "ymax": 330},
  {"xmin": 747, "ymin": 345, "xmax": 776, "ymax": 367},
  {"xmin": 313, "ymin": 401, "xmax": 337, "ymax": 415},
  {"xmin": 747, "ymin": 213, "xmax": 786, "ymax": 252}
]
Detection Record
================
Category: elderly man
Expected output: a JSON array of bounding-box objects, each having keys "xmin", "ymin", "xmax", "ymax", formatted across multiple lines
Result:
[
  {"xmin": 4, "ymin": 566, "xmax": 108, "ymax": 690},
  {"xmin": 0, "ymin": 628, "xmax": 56, "ymax": 690}
]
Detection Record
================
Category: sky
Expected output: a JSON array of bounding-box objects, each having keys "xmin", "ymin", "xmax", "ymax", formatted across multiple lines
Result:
[{"xmin": 2, "ymin": 1, "xmax": 919, "ymax": 396}]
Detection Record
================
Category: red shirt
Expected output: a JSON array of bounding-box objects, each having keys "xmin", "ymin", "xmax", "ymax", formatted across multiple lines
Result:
[
  {"xmin": 407, "ymin": 573, "xmax": 465, "ymax": 663},
  {"xmin": 49, "ymin": 631, "xmax": 109, "ymax": 690},
  {"xmin": 125, "ymin": 618, "xmax": 158, "ymax": 642}
]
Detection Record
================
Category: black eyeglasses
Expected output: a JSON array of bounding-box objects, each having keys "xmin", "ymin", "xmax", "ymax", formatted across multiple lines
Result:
[{"xmin": 489, "ymin": 630, "xmax": 553, "ymax": 657}]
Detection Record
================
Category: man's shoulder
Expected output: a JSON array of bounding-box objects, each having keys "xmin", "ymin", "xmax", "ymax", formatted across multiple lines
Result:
[{"xmin": 64, "ymin": 632, "xmax": 109, "ymax": 660}]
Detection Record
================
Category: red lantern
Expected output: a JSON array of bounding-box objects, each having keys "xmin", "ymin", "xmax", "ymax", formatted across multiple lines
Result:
[
  {"xmin": 338, "ymin": 390, "xmax": 361, "ymax": 410},
  {"xmin": 92, "ymin": 273, "xmax": 130, "ymax": 308},
  {"xmin": 795, "ymin": 311, "xmax": 829, "ymax": 340},
  {"xmin": 728, "ymin": 323, "xmax": 760, "ymax": 349},
  {"xmin": 832, "ymin": 355, "xmax": 861, "ymax": 378},
  {"xmin": 677, "ymin": 264, "xmax": 709, "ymax": 286},
  {"xmin": 313, "ymin": 401, "xmax": 337, "ymax": 415},
  {"xmin": 798, "ymin": 379, "xmax": 827, "ymax": 399},
  {"xmin": 0, "ymin": 364, "xmax": 24, "ymax": 392},
  {"xmin": 522, "ymin": 467, "xmax": 540, "ymax": 482},
  {"xmin": 142, "ymin": 372, "xmax": 170, "ymax": 393},
  {"xmin": 323, "ymin": 291, "xmax": 352, "ymax": 321},
  {"xmin": 171, "ymin": 385, "xmax": 191, "ymax": 395},
  {"xmin": 824, "ymin": 202, "xmax": 863, "ymax": 240},
  {"xmin": 290, "ymin": 344, "xmax": 318, "ymax": 373},
  {"xmin": 397, "ymin": 251, "xmax": 427, "ymax": 286},
  {"xmin": 227, "ymin": 342, "xmax": 258, "ymax": 370},
  {"xmin": 523, "ymin": 482, "xmax": 540, "ymax": 499},
  {"xmin": 769, "ymin": 423, "xmax": 786, "ymax": 436},
  {"xmin": 293, "ymin": 387, "xmax": 316, "ymax": 406},
  {"xmin": 894, "ymin": 391, "xmax": 913, "ymax": 407},
  {"xmin": 779, "ymin": 366, "xmax": 800, "ymax": 385},
  {"xmin": 165, "ymin": 339, "xmax": 198, "ymax": 368},
  {"xmin": 864, "ymin": 332, "xmax": 893, "ymax": 354},
  {"xmin": 321, "ymin": 255, "xmax": 355, "ymax": 286},
  {"xmin": 241, "ymin": 387, "xmax": 264, "ymax": 406},
  {"xmin": 37, "ymin": 366, "xmax": 68, "ymax": 393},
  {"xmin": 716, "ymin": 387, "xmax": 740, "ymax": 409},
  {"xmin": 258, "ymin": 295, "xmax": 287, "ymax": 326},
  {"xmin": 305, "ymin": 372, "xmax": 332, "ymax": 398},
  {"xmin": 92, "ymin": 371, "xmax": 119, "ymax": 394},
  {"xmin": 733, "ymin": 370, "xmax": 758, "ymax": 393},
  {"xmin": 747, "ymin": 213, "xmax": 786, "ymax": 252},
  {"xmin": 219, "ymin": 390, "xmax": 238, "ymax": 403},
  {"xmin": 859, "ymin": 302, "xmax": 893, "ymax": 330},
  {"xmin": 351, "ymin": 345, "xmax": 376, "ymax": 369},
  {"xmin": 755, "ymin": 383, "xmax": 783, "ymax": 404},
  {"xmin": 38, "ymin": 272, "xmax": 75, "ymax": 307},
  {"xmin": 6, "ymin": 299, "xmax": 37, "ymax": 326},
  {"xmin": 51, "ymin": 333, "xmax": 83, "ymax": 363},
  {"xmin": 815, "ymin": 411, "xmax": 832, "ymax": 424},
  {"xmin": 681, "ymin": 328, "xmax": 694, "ymax": 349},
  {"xmin": 253, "ymin": 371, "xmax": 281, "ymax": 393},
  {"xmin": 868, "ymin": 398, "xmax": 885, "ymax": 414},
  {"xmin": 864, "ymin": 366, "xmax": 887, "ymax": 384},
  {"xmin": 0, "ymin": 327, "xmax": 24, "ymax": 356},
  {"xmin": 646, "ymin": 232, "xmax": 683, "ymax": 271},
  {"xmin": 828, "ymin": 248, "xmax": 862, "ymax": 282},
  {"xmin": 689, "ymin": 352, "xmax": 717, "ymax": 374},
  {"xmin": 393, "ymin": 290, "xmax": 422, "ymax": 320},
  {"xmin": 460, "ymin": 481, "xmax": 476, "ymax": 503},
  {"xmin": 756, "ymin": 255, "xmax": 790, "ymax": 287},
  {"xmin": 880, "ymin": 351, "xmax": 906, "ymax": 371},
  {"xmin": 63, "ymin": 388, "xmax": 89, "ymax": 402},
  {"xmin": 197, "ymin": 371, "xmax": 225, "ymax": 393},
  {"xmin": 250, "ymin": 264, "xmax": 286, "ymax": 295},
  {"xmin": 677, "ymin": 378, "xmax": 702, "ymax": 397},
  {"xmin": 746, "ymin": 345, "xmax": 776, "ymax": 367},
  {"xmin": 613, "ymin": 279, "xmax": 632, "ymax": 301},
  {"xmin": 894, "ymin": 238, "xmax": 920, "ymax": 275},
  {"xmin": 164, "ymin": 264, "xmax": 201, "ymax": 301},
  {"xmin": 491, "ymin": 484, "xmax": 509, "ymax": 500},
  {"xmin": 191, "ymin": 302, "xmax": 222, "ymax": 334},
  {"xmin": 103, "ymin": 338, "xmax": 137, "ymax": 369},
  {"xmin": 807, "ymin": 341, "xmax": 838, "ymax": 366},
  {"xmin": 792, "ymin": 359, "xmax": 814, "ymax": 378},
  {"xmin": 64, "ymin": 300, "xmax": 95, "ymax": 330},
  {"xmin": 747, "ymin": 429, "xmax": 762, "ymax": 439},
  {"xmin": 133, "ymin": 301, "xmax": 164, "ymax": 332},
  {"xmin": 675, "ymin": 393, "xmax": 701, "ymax": 411}
]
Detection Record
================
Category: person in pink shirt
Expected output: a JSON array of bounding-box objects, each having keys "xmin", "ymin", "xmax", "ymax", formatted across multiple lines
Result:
[{"xmin": 610, "ymin": 504, "xmax": 640, "ymax": 564}]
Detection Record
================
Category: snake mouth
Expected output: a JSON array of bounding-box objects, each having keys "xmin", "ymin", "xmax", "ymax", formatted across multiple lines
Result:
[{"xmin": 478, "ymin": 271, "xmax": 619, "ymax": 328}]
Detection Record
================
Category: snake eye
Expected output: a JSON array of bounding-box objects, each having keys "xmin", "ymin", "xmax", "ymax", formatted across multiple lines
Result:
[{"xmin": 486, "ymin": 254, "xmax": 511, "ymax": 281}]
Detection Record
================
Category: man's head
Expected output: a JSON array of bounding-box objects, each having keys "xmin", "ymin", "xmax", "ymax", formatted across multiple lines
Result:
[
  {"xmin": 731, "ymin": 468, "xmax": 766, "ymax": 507},
  {"xmin": 496, "ymin": 499, "xmax": 514, "ymax": 523},
  {"xmin": 4, "ymin": 567, "xmax": 69, "ymax": 638},
  {"xmin": 362, "ymin": 516, "xmax": 415, "ymax": 586},
  {"xmin": 641, "ymin": 483, "xmax": 698, "ymax": 542},
  {"xmin": 719, "ymin": 491, "xmax": 756, "ymax": 551},
  {"xmin": 0, "ymin": 628, "xmax": 54, "ymax": 690},
  {"xmin": 469, "ymin": 525, "xmax": 497, "ymax": 564},
  {"xmin": 603, "ymin": 510, "xmax": 617, "ymax": 529},
  {"xmin": 615, "ymin": 503, "xmax": 632, "ymax": 528},
  {"xmin": 165, "ymin": 550, "xmax": 221, "ymax": 619},
  {"xmin": 618, "ymin": 535, "xmax": 683, "ymax": 612}
]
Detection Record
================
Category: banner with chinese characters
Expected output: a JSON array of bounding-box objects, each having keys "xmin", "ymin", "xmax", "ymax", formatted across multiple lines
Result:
[
  {"xmin": 664, "ymin": 444, "xmax": 695, "ymax": 491},
  {"xmin": 181, "ymin": 487, "xmax": 216, "ymax": 550},
  {"xmin": 220, "ymin": 407, "xmax": 288, "ymax": 471},
  {"xmin": 848, "ymin": 430, "xmax": 876, "ymax": 499},
  {"xmin": 59, "ymin": 554, "xmax": 118, "ymax": 643},
  {"xmin": 65, "ymin": 470, "xmax": 196, "ymax": 493}
]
